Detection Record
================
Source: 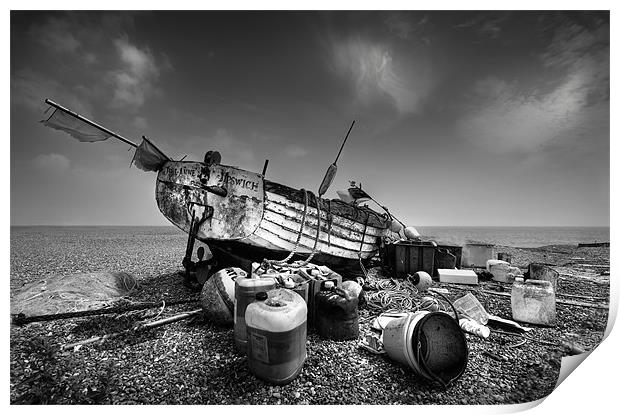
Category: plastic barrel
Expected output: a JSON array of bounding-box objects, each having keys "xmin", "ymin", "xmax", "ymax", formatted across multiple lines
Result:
[{"xmin": 383, "ymin": 311, "xmax": 468, "ymax": 387}]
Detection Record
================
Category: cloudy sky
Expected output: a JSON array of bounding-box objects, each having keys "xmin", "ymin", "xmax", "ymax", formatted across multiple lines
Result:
[{"xmin": 10, "ymin": 10, "xmax": 609, "ymax": 226}]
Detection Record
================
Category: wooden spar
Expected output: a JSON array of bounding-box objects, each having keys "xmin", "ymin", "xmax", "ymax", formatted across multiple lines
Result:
[
  {"xmin": 262, "ymin": 159, "xmax": 269, "ymax": 176},
  {"xmin": 334, "ymin": 120, "xmax": 355, "ymax": 164},
  {"xmin": 60, "ymin": 309, "xmax": 202, "ymax": 351},
  {"xmin": 11, "ymin": 297, "xmax": 199, "ymax": 325},
  {"xmin": 44, "ymin": 99, "xmax": 138, "ymax": 148}
]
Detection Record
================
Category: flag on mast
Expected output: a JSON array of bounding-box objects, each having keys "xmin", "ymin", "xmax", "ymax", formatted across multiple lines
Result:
[
  {"xmin": 42, "ymin": 108, "xmax": 112, "ymax": 142},
  {"xmin": 41, "ymin": 99, "xmax": 171, "ymax": 172},
  {"xmin": 131, "ymin": 137, "xmax": 170, "ymax": 172}
]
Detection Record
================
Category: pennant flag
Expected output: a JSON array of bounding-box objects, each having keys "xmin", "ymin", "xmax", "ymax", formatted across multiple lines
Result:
[
  {"xmin": 131, "ymin": 138, "xmax": 169, "ymax": 172},
  {"xmin": 41, "ymin": 108, "xmax": 112, "ymax": 142}
]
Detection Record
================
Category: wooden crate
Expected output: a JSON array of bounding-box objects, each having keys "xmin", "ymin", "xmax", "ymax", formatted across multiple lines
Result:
[{"xmin": 381, "ymin": 240, "xmax": 435, "ymax": 278}]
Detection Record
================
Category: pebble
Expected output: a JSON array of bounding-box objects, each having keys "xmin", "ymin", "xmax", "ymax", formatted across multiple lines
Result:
[{"xmin": 9, "ymin": 232, "xmax": 608, "ymax": 405}]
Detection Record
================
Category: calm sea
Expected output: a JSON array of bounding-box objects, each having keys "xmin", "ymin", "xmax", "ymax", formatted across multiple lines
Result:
[
  {"xmin": 11, "ymin": 225, "xmax": 610, "ymax": 249},
  {"xmin": 416, "ymin": 226, "xmax": 610, "ymax": 248}
]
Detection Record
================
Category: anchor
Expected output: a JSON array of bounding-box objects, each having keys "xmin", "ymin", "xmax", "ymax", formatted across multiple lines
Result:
[{"xmin": 182, "ymin": 201, "xmax": 215, "ymax": 289}]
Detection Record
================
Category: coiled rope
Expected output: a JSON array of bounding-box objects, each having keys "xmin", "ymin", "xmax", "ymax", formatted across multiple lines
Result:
[{"xmin": 363, "ymin": 274, "xmax": 450, "ymax": 314}]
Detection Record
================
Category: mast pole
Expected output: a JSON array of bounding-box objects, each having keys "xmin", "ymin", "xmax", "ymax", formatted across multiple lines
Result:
[
  {"xmin": 44, "ymin": 99, "xmax": 138, "ymax": 148},
  {"xmin": 334, "ymin": 120, "xmax": 355, "ymax": 164}
]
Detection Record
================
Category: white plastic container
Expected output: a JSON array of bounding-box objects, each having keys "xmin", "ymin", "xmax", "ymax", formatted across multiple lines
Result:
[
  {"xmin": 488, "ymin": 261, "xmax": 511, "ymax": 283},
  {"xmin": 462, "ymin": 243, "xmax": 493, "ymax": 268},
  {"xmin": 438, "ymin": 269, "xmax": 478, "ymax": 285},
  {"xmin": 511, "ymin": 277, "xmax": 556, "ymax": 326},
  {"xmin": 245, "ymin": 288, "xmax": 307, "ymax": 385},
  {"xmin": 486, "ymin": 259, "xmax": 509, "ymax": 271},
  {"xmin": 459, "ymin": 318, "xmax": 490, "ymax": 339}
]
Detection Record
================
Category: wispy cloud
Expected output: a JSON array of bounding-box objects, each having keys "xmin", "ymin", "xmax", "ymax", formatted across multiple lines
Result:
[
  {"xmin": 14, "ymin": 13, "xmax": 168, "ymax": 115},
  {"xmin": 540, "ymin": 18, "xmax": 609, "ymax": 104},
  {"xmin": 29, "ymin": 16, "xmax": 81, "ymax": 54},
  {"xmin": 329, "ymin": 36, "xmax": 433, "ymax": 114},
  {"xmin": 456, "ymin": 19, "xmax": 608, "ymax": 155},
  {"xmin": 454, "ymin": 13, "xmax": 510, "ymax": 39},
  {"xmin": 31, "ymin": 153, "xmax": 71, "ymax": 173},
  {"xmin": 11, "ymin": 68, "xmax": 95, "ymax": 116},
  {"xmin": 284, "ymin": 145, "xmax": 308, "ymax": 158},
  {"xmin": 383, "ymin": 13, "xmax": 429, "ymax": 40},
  {"xmin": 133, "ymin": 116, "xmax": 148, "ymax": 130},
  {"xmin": 108, "ymin": 38, "xmax": 161, "ymax": 110},
  {"xmin": 175, "ymin": 129, "xmax": 256, "ymax": 167}
]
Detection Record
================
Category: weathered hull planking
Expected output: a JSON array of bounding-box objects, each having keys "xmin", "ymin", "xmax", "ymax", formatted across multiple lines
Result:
[{"xmin": 155, "ymin": 161, "xmax": 396, "ymax": 273}]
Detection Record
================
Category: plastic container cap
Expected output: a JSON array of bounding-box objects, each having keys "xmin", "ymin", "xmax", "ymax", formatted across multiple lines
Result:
[
  {"xmin": 324, "ymin": 281, "xmax": 335, "ymax": 290},
  {"xmin": 255, "ymin": 292, "xmax": 268, "ymax": 301}
]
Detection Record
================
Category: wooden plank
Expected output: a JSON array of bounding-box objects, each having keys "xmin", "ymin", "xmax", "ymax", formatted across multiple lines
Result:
[
  {"xmin": 257, "ymin": 220, "xmax": 377, "ymax": 255},
  {"xmin": 265, "ymin": 181, "xmax": 390, "ymax": 228},
  {"xmin": 261, "ymin": 216, "xmax": 378, "ymax": 252},
  {"xmin": 253, "ymin": 225, "xmax": 378, "ymax": 259},
  {"xmin": 265, "ymin": 197, "xmax": 385, "ymax": 238},
  {"xmin": 262, "ymin": 209, "xmax": 379, "ymax": 245}
]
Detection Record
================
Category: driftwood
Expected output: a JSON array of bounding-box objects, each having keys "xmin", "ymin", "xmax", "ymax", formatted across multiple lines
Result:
[
  {"xmin": 60, "ymin": 309, "xmax": 202, "ymax": 351},
  {"xmin": 12, "ymin": 297, "xmax": 199, "ymax": 326},
  {"xmin": 479, "ymin": 290, "xmax": 609, "ymax": 310}
]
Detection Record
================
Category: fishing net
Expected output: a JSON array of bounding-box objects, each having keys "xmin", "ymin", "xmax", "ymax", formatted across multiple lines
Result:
[{"xmin": 10, "ymin": 271, "xmax": 138, "ymax": 317}]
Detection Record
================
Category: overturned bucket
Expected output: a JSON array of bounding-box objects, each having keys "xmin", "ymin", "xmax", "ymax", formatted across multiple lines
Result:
[{"xmin": 382, "ymin": 311, "xmax": 468, "ymax": 387}]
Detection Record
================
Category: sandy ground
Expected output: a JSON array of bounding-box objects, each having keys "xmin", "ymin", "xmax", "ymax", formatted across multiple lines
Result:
[{"xmin": 9, "ymin": 227, "xmax": 610, "ymax": 404}]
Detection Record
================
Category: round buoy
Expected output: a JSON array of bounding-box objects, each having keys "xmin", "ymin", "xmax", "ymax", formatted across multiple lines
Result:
[
  {"xmin": 200, "ymin": 267, "xmax": 244, "ymax": 326},
  {"xmin": 389, "ymin": 220, "xmax": 403, "ymax": 233},
  {"xmin": 404, "ymin": 226, "xmax": 420, "ymax": 239},
  {"xmin": 410, "ymin": 271, "xmax": 433, "ymax": 292}
]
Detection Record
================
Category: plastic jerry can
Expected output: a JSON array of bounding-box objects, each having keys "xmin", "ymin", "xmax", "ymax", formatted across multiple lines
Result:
[
  {"xmin": 487, "ymin": 260, "xmax": 511, "ymax": 283},
  {"xmin": 315, "ymin": 281, "xmax": 359, "ymax": 341},
  {"xmin": 246, "ymin": 289, "xmax": 307, "ymax": 385},
  {"xmin": 462, "ymin": 243, "xmax": 493, "ymax": 268},
  {"xmin": 511, "ymin": 277, "xmax": 556, "ymax": 326},
  {"xmin": 234, "ymin": 275, "xmax": 276, "ymax": 354}
]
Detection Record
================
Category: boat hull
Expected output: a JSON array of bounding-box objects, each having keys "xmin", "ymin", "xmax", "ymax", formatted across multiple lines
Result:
[{"xmin": 155, "ymin": 161, "xmax": 396, "ymax": 274}]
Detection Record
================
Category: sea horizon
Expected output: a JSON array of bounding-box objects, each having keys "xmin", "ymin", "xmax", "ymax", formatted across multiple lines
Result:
[{"xmin": 10, "ymin": 224, "xmax": 610, "ymax": 249}]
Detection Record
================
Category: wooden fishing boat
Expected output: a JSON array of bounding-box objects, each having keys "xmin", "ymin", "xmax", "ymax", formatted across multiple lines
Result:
[
  {"xmin": 41, "ymin": 99, "xmax": 402, "ymax": 276},
  {"xmin": 156, "ymin": 161, "xmax": 399, "ymax": 274}
]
